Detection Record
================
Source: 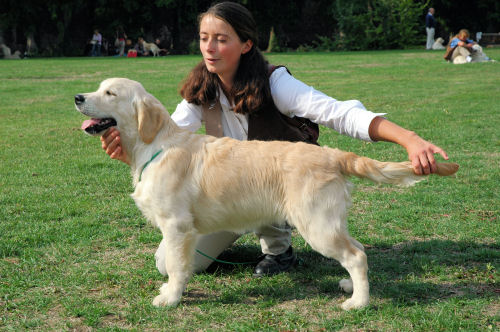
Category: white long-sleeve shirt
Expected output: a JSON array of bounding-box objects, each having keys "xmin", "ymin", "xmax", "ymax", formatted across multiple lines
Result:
[{"xmin": 171, "ymin": 66, "xmax": 385, "ymax": 142}]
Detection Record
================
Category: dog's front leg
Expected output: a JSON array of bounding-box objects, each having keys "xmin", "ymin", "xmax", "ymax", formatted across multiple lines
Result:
[
  {"xmin": 154, "ymin": 239, "xmax": 168, "ymax": 276},
  {"xmin": 152, "ymin": 221, "xmax": 198, "ymax": 307}
]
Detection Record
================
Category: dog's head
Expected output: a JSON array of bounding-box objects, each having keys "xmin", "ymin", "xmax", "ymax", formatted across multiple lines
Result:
[
  {"xmin": 436, "ymin": 37, "xmax": 444, "ymax": 44},
  {"xmin": 75, "ymin": 78, "xmax": 165, "ymax": 144},
  {"xmin": 472, "ymin": 44, "xmax": 482, "ymax": 52}
]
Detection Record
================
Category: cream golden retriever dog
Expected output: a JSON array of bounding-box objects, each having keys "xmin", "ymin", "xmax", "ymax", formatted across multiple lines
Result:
[
  {"xmin": 74, "ymin": 78, "xmax": 458, "ymax": 310},
  {"xmin": 142, "ymin": 40, "xmax": 160, "ymax": 57},
  {"xmin": 432, "ymin": 37, "xmax": 446, "ymax": 50}
]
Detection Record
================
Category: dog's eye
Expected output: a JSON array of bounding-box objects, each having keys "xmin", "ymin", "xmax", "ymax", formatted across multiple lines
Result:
[{"xmin": 106, "ymin": 90, "xmax": 116, "ymax": 96}]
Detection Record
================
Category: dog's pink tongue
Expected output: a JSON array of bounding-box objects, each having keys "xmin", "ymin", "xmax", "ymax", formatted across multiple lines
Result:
[{"xmin": 81, "ymin": 118, "xmax": 100, "ymax": 130}]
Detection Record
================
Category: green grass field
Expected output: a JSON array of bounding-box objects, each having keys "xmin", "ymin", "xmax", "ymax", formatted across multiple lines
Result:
[{"xmin": 1, "ymin": 49, "xmax": 499, "ymax": 331}]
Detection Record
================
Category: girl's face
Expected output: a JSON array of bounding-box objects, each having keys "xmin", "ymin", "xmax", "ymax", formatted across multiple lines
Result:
[{"xmin": 199, "ymin": 15, "xmax": 252, "ymax": 87}]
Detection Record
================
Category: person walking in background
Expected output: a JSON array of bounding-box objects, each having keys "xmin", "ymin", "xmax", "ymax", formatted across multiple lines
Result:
[
  {"xmin": 426, "ymin": 8, "xmax": 436, "ymax": 50},
  {"xmin": 90, "ymin": 29, "xmax": 102, "ymax": 56}
]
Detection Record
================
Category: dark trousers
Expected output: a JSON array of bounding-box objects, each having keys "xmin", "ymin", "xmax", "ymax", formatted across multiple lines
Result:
[{"xmin": 91, "ymin": 43, "xmax": 101, "ymax": 56}]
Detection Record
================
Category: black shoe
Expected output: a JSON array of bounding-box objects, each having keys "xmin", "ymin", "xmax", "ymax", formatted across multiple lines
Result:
[{"xmin": 253, "ymin": 246, "xmax": 296, "ymax": 277}]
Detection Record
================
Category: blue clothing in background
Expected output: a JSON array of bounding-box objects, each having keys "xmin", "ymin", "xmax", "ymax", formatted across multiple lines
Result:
[
  {"xmin": 450, "ymin": 38, "xmax": 474, "ymax": 48},
  {"xmin": 425, "ymin": 13, "xmax": 435, "ymax": 29}
]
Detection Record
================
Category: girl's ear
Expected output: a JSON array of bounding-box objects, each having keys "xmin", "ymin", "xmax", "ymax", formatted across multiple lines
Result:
[{"xmin": 241, "ymin": 40, "xmax": 253, "ymax": 54}]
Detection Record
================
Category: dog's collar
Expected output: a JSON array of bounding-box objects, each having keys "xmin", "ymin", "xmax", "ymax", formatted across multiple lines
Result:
[{"xmin": 139, "ymin": 149, "xmax": 163, "ymax": 182}]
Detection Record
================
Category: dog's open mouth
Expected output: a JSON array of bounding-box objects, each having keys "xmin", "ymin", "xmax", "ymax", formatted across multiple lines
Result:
[{"xmin": 81, "ymin": 118, "xmax": 117, "ymax": 135}]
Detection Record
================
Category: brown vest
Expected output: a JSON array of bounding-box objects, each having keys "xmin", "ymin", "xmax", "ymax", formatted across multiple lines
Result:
[
  {"xmin": 202, "ymin": 66, "xmax": 319, "ymax": 145},
  {"xmin": 443, "ymin": 45, "xmax": 457, "ymax": 61}
]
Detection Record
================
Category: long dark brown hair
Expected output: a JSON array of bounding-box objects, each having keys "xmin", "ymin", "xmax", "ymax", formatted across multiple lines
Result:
[{"xmin": 179, "ymin": 2, "xmax": 271, "ymax": 114}]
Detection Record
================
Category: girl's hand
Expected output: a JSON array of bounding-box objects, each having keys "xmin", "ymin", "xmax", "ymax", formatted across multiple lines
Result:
[
  {"xmin": 404, "ymin": 134, "xmax": 449, "ymax": 175},
  {"xmin": 368, "ymin": 116, "xmax": 450, "ymax": 175},
  {"xmin": 100, "ymin": 128, "xmax": 130, "ymax": 165}
]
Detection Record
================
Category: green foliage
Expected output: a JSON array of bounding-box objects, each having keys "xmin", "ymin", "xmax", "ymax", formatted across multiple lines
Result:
[
  {"xmin": 333, "ymin": 0, "xmax": 428, "ymax": 50},
  {"xmin": 312, "ymin": 36, "xmax": 338, "ymax": 52},
  {"xmin": 265, "ymin": 27, "xmax": 281, "ymax": 53},
  {"xmin": 187, "ymin": 39, "xmax": 200, "ymax": 55},
  {"xmin": 2, "ymin": 0, "xmax": 500, "ymax": 55},
  {"xmin": 0, "ymin": 49, "xmax": 499, "ymax": 331}
]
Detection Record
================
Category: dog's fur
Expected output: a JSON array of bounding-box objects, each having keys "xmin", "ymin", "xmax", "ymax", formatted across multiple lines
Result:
[
  {"xmin": 75, "ymin": 78, "xmax": 459, "ymax": 310},
  {"xmin": 142, "ymin": 41, "xmax": 160, "ymax": 57},
  {"xmin": 432, "ymin": 37, "xmax": 446, "ymax": 50},
  {"xmin": 1, "ymin": 44, "xmax": 21, "ymax": 59}
]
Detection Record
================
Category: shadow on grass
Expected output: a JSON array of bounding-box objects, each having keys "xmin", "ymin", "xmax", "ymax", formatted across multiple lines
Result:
[{"xmin": 190, "ymin": 239, "xmax": 498, "ymax": 306}]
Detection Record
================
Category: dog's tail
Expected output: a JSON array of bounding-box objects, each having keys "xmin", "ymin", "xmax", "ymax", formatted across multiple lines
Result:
[{"xmin": 338, "ymin": 151, "xmax": 459, "ymax": 186}]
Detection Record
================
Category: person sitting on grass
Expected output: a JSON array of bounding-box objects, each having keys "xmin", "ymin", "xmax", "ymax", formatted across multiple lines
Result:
[
  {"xmin": 129, "ymin": 37, "xmax": 147, "ymax": 57},
  {"xmin": 445, "ymin": 29, "xmax": 493, "ymax": 64},
  {"xmin": 101, "ymin": 1, "xmax": 450, "ymax": 277}
]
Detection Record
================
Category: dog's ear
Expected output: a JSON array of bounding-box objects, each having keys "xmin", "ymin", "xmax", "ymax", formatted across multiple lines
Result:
[{"xmin": 135, "ymin": 95, "xmax": 165, "ymax": 144}]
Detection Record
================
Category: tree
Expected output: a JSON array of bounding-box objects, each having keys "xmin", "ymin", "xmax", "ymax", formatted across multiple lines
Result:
[
  {"xmin": 333, "ymin": 0, "xmax": 428, "ymax": 50},
  {"xmin": 0, "ymin": 0, "xmax": 498, "ymax": 56}
]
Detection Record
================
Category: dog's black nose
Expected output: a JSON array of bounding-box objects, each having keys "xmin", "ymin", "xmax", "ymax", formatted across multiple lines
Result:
[{"xmin": 75, "ymin": 94, "xmax": 85, "ymax": 105}]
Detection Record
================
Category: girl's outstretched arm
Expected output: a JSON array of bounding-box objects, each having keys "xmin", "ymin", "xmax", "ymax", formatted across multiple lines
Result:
[{"xmin": 368, "ymin": 116, "xmax": 449, "ymax": 175}]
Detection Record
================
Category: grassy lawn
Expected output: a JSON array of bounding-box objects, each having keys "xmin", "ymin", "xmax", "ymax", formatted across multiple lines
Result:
[{"xmin": 0, "ymin": 49, "xmax": 499, "ymax": 331}]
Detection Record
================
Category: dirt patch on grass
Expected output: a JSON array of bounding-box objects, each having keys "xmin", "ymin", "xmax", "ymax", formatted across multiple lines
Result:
[
  {"xmin": 401, "ymin": 52, "xmax": 436, "ymax": 59},
  {"xmin": 6, "ymin": 72, "xmax": 105, "ymax": 83},
  {"xmin": 483, "ymin": 302, "xmax": 500, "ymax": 322},
  {"xmin": 99, "ymin": 312, "xmax": 134, "ymax": 330},
  {"xmin": 21, "ymin": 95, "xmax": 58, "ymax": 105},
  {"xmin": 35, "ymin": 304, "xmax": 89, "ymax": 331},
  {"xmin": 2, "ymin": 257, "xmax": 20, "ymax": 265}
]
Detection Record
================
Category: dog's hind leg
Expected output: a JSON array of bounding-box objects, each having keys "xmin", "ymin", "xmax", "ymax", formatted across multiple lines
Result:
[
  {"xmin": 153, "ymin": 219, "xmax": 198, "ymax": 307},
  {"xmin": 337, "ymin": 236, "xmax": 365, "ymax": 294},
  {"xmin": 305, "ymin": 229, "xmax": 369, "ymax": 310},
  {"xmin": 291, "ymin": 195, "xmax": 369, "ymax": 310}
]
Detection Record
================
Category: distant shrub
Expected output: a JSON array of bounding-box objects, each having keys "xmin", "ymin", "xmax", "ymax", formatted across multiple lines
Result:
[
  {"xmin": 332, "ymin": 0, "xmax": 427, "ymax": 50},
  {"xmin": 187, "ymin": 39, "xmax": 200, "ymax": 55}
]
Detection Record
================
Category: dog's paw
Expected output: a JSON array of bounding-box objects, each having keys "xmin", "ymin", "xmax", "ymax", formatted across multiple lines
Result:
[
  {"xmin": 152, "ymin": 294, "xmax": 180, "ymax": 307},
  {"xmin": 339, "ymin": 278, "xmax": 353, "ymax": 293},
  {"xmin": 341, "ymin": 297, "xmax": 369, "ymax": 310},
  {"xmin": 152, "ymin": 283, "xmax": 182, "ymax": 307}
]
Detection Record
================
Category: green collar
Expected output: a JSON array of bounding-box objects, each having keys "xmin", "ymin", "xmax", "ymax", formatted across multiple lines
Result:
[{"xmin": 139, "ymin": 149, "xmax": 163, "ymax": 182}]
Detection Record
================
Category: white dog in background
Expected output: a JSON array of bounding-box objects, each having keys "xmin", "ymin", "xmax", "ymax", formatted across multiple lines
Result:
[
  {"xmin": 453, "ymin": 44, "xmax": 493, "ymax": 64},
  {"xmin": 470, "ymin": 44, "xmax": 490, "ymax": 62},
  {"xmin": 1, "ymin": 44, "xmax": 21, "ymax": 59},
  {"xmin": 75, "ymin": 78, "xmax": 458, "ymax": 310},
  {"xmin": 142, "ymin": 40, "xmax": 160, "ymax": 57},
  {"xmin": 432, "ymin": 37, "xmax": 446, "ymax": 50}
]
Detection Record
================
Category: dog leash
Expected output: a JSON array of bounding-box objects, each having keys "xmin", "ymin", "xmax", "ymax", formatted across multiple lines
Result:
[
  {"xmin": 138, "ymin": 151, "xmax": 275, "ymax": 267},
  {"xmin": 138, "ymin": 151, "xmax": 255, "ymax": 265},
  {"xmin": 139, "ymin": 149, "xmax": 163, "ymax": 182}
]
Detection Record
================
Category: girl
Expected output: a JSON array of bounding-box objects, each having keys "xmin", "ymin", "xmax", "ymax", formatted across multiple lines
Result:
[
  {"xmin": 446, "ymin": 29, "xmax": 491, "ymax": 64},
  {"xmin": 101, "ymin": 2, "xmax": 449, "ymax": 277}
]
